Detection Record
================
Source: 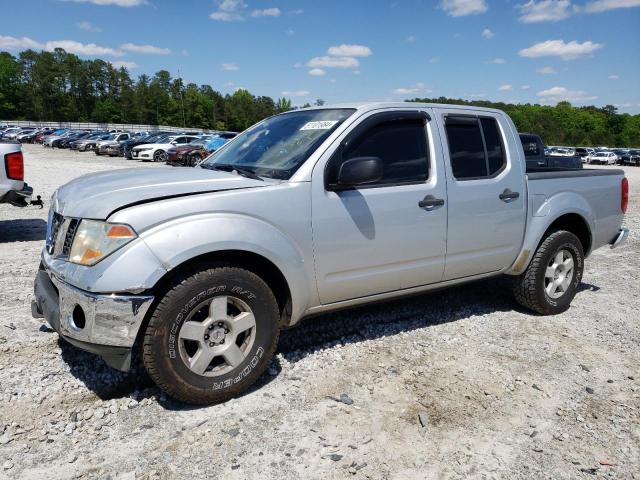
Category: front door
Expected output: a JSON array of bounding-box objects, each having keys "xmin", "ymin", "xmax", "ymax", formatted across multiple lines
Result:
[{"xmin": 312, "ymin": 110, "xmax": 448, "ymax": 304}]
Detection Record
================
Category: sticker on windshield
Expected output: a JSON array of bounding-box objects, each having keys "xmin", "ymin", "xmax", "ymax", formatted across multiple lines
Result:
[{"xmin": 300, "ymin": 121, "xmax": 338, "ymax": 131}]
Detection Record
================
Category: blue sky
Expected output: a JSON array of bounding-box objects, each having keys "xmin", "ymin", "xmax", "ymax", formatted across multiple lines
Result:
[{"xmin": 1, "ymin": 0, "xmax": 639, "ymax": 112}]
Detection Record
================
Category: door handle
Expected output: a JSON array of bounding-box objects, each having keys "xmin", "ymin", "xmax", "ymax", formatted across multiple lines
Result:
[
  {"xmin": 499, "ymin": 189, "xmax": 520, "ymax": 202},
  {"xmin": 418, "ymin": 195, "xmax": 445, "ymax": 209}
]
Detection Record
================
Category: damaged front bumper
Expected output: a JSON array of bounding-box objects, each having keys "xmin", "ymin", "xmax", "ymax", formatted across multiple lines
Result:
[{"xmin": 32, "ymin": 265, "xmax": 154, "ymax": 371}]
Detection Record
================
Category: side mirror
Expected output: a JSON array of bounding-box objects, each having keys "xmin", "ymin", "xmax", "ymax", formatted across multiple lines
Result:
[{"xmin": 335, "ymin": 156, "xmax": 383, "ymax": 188}]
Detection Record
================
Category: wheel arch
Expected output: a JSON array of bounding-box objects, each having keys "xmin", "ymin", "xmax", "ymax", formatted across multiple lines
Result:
[
  {"xmin": 150, "ymin": 249, "xmax": 293, "ymax": 327},
  {"xmin": 507, "ymin": 210, "xmax": 593, "ymax": 275}
]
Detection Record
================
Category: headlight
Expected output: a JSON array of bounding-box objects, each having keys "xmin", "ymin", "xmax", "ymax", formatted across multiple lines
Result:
[{"xmin": 69, "ymin": 220, "xmax": 137, "ymax": 266}]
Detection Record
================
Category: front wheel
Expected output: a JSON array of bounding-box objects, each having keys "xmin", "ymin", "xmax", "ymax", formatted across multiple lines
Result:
[
  {"xmin": 153, "ymin": 150, "xmax": 167, "ymax": 162},
  {"xmin": 142, "ymin": 266, "xmax": 280, "ymax": 405},
  {"xmin": 512, "ymin": 230, "xmax": 584, "ymax": 315}
]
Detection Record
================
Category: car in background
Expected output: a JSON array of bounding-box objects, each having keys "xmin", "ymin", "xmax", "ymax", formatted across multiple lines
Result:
[
  {"xmin": 18, "ymin": 128, "xmax": 54, "ymax": 143},
  {"xmin": 58, "ymin": 131, "xmax": 92, "ymax": 149},
  {"xmin": 49, "ymin": 131, "xmax": 89, "ymax": 148},
  {"xmin": 547, "ymin": 147, "xmax": 576, "ymax": 157},
  {"xmin": 95, "ymin": 132, "xmax": 131, "ymax": 156},
  {"xmin": 70, "ymin": 133, "xmax": 110, "ymax": 151},
  {"xmin": 131, "ymin": 134, "xmax": 200, "ymax": 162},
  {"xmin": 575, "ymin": 147, "xmax": 595, "ymax": 163},
  {"xmin": 588, "ymin": 151, "xmax": 618, "ymax": 165},
  {"xmin": 620, "ymin": 150, "xmax": 640, "ymax": 166},
  {"xmin": 0, "ymin": 127, "xmax": 25, "ymax": 140},
  {"xmin": 36, "ymin": 129, "xmax": 67, "ymax": 144},
  {"xmin": 168, "ymin": 133, "xmax": 238, "ymax": 167},
  {"xmin": 612, "ymin": 149, "xmax": 629, "ymax": 165},
  {"xmin": 102, "ymin": 135, "xmax": 146, "ymax": 157},
  {"xmin": 122, "ymin": 132, "xmax": 176, "ymax": 159}
]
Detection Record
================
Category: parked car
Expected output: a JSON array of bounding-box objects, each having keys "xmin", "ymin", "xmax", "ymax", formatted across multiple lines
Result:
[
  {"xmin": 519, "ymin": 134, "xmax": 582, "ymax": 170},
  {"xmin": 575, "ymin": 147, "xmax": 594, "ymax": 163},
  {"xmin": 122, "ymin": 132, "xmax": 176, "ymax": 159},
  {"xmin": 36, "ymin": 129, "xmax": 67, "ymax": 144},
  {"xmin": 1, "ymin": 140, "xmax": 34, "ymax": 207},
  {"xmin": 131, "ymin": 134, "xmax": 200, "ymax": 162},
  {"xmin": 588, "ymin": 151, "xmax": 618, "ymax": 165},
  {"xmin": 59, "ymin": 131, "xmax": 93, "ymax": 149},
  {"xmin": 32, "ymin": 102, "xmax": 629, "ymax": 405},
  {"xmin": 95, "ymin": 133, "xmax": 131, "ymax": 155},
  {"xmin": 70, "ymin": 133, "xmax": 110, "ymax": 151},
  {"xmin": 620, "ymin": 150, "xmax": 640, "ymax": 166},
  {"xmin": 548, "ymin": 147, "xmax": 576, "ymax": 157}
]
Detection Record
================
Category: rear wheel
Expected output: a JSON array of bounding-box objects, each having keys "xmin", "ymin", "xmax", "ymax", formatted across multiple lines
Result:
[
  {"xmin": 513, "ymin": 230, "xmax": 584, "ymax": 315},
  {"xmin": 142, "ymin": 266, "xmax": 280, "ymax": 405}
]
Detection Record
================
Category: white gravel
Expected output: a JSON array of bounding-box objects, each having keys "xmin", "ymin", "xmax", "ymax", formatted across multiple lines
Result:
[{"xmin": 0, "ymin": 145, "xmax": 638, "ymax": 479}]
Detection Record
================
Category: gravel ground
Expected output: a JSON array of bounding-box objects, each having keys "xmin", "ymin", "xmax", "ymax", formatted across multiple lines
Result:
[{"xmin": 0, "ymin": 145, "xmax": 638, "ymax": 480}]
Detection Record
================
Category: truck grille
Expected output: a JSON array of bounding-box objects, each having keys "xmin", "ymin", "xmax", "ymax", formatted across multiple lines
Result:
[{"xmin": 46, "ymin": 212, "xmax": 80, "ymax": 258}]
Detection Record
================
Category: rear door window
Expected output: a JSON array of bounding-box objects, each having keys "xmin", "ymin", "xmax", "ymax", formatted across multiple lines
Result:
[{"xmin": 444, "ymin": 116, "xmax": 506, "ymax": 180}]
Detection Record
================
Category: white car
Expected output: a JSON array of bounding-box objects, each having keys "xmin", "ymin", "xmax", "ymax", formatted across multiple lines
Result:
[
  {"xmin": 131, "ymin": 135, "xmax": 200, "ymax": 162},
  {"xmin": 588, "ymin": 151, "xmax": 617, "ymax": 165}
]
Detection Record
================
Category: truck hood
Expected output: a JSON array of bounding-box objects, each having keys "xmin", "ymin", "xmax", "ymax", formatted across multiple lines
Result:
[{"xmin": 53, "ymin": 167, "xmax": 268, "ymax": 219}]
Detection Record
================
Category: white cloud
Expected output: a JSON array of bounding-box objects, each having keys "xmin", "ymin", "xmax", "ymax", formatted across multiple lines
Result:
[
  {"xmin": 120, "ymin": 43, "xmax": 170, "ymax": 55},
  {"xmin": 181, "ymin": 49, "xmax": 189, "ymax": 56},
  {"xmin": 281, "ymin": 90, "xmax": 310, "ymax": 97},
  {"xmin": 519, "ymin": 39, "xmax": 603, "ymax": 60},
  {"xmin": 63, "ymin": 0, "xmax": 146, "ymax": 6},
  {"xmin": 537, "ymin": 66, "xmax": 557, "ymax": 74},
  {"xmin": 210, "ymin": 11, "xmax": 240, "ymax": 21},
  {"xmin": 293, "ymin": 62, "xmax": 302, "ymax": 68},
  {"xmin": 289, "ymin": 8, "xmax": 304, "ymax": 14},
  {"xmin": 537, "ymin": 86, "xmax": 598, "ymax": 103},
  {"xmin": 353, "ymin": 70, "xmax": 361, "ymax": 75},
  {"xmin": 327, "ymin": 44, "xmax": 372, "ymax": 58},
  {"xmin": 393, "ymin": 82, "xmax": 432, "ymax": 95},
  {"xmin": 439, "ymin": 0, "xmax": 488, "ymax": 17},
  {"xmin": 429, "ymin": 57, "xmax": 440, "ymax": 64},
  {"xmin": 608, "ymin": 74, "xmax": 620, "ymax": 80},
  {"xmin": 286, "ymin": 29, "xmax": 295, "ymax": 36},
  {"xmin": 406, "ymin": 35, "xmax": 417, "ymax": 43},
  {"xmin": 486, "ymin": 58, "xmax": 506, "ymax": 64},
  {"xmin": 0, "ymin": 36, "xmax": 126, "ymax": 56},
  {"xmin": 77, "ymin": 21, "xmax": 101, "ymax": 32},
  {"xmin": 481, "ymin": 28, "xmax": 494, "ymax": 38},
  {"xmin": 308, "ymin": 68, "xmax": 326, "ymax": 76},
  {"xmin": 516, "ymin": 0, "xmax": 573, "ymax": 23},
  {"xmin": 499, "ymin": 84, "xmax": 513, "ymax": 91},
  {"xmin": 111, "ymin": 60, "xmax": 138, "ymax": 69},
  {"xmin": 225, "ymin": 81, "xmax": 235, "ymax": 87},
  {"xmin": 585, "ymin": 0, "xmax": 640, "ymax": 12},
  {"xmin": 521, "ymin": 85, "xmax": 531, "ymax": 89},
  {"xmin": 307, "ymin": 56, "xmax": 359, "ymax": 69},
  {"xmin": 467, "ymin": 93, "xmax": 486, "ymax": 98},
  {"xmin": 0, "ymin": 36, "xmax": 43, "ymax": 50},
  {"xmin": 251, "ymin": 7, "xmax": 281, "ymax": 17},
  {"xmin": 48, "ymin": 40, "xmax": 125, "ymax": 56},
  {"xmin": 210, "ymin": 0, "xmax": 246, "ymax": 21},
  {"xmin": 221, "ymin": 63, "xmax": 239, "ymax": 71}
]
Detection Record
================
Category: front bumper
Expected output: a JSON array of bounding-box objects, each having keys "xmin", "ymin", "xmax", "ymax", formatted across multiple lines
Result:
[
  {"xmin": 610, "ymin": 228, "xmax": 629, "ymax": 249},
  {"xmin": 32, "ymin": 266, "xmax": 154, "ymax": 371}
]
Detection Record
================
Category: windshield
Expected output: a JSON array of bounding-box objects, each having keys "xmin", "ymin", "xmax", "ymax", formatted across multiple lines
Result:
[{"xmin": 201, "ymin": 109, "xmax": 354, "ymax": 180}]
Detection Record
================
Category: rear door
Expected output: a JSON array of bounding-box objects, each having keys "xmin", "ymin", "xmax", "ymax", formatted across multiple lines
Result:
[{"xmin": 437, "ymin": 110, "xmax": 526, "ymax": 280}]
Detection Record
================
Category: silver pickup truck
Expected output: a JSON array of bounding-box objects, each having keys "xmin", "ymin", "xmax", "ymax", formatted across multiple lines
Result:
[
  {"xmin": 32, "ymin": 102, "xmax": 629, "ymax": 404},
  {"xmin": 1, "ymin": 141, "xmax": 34, "ymax": 207}
]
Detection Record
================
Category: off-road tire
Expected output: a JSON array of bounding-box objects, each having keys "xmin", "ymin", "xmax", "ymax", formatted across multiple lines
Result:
[
  {"xmin": 513, "ymin": 230, "xmax": 584, "ymax": 315},
  {"xmin": 142, "ymin": 266, "xmax": 280, "ymax": 405}
]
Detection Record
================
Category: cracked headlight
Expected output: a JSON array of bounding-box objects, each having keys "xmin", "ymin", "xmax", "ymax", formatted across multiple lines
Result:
[{"xmin": 69, "ymin": 220, "xmax": 137, "ymax": 266}]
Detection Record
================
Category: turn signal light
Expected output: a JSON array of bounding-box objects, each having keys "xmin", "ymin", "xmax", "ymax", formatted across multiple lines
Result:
[{"xmin": 106, "ymin": 225, "xmax": 136, "ymax": 238}]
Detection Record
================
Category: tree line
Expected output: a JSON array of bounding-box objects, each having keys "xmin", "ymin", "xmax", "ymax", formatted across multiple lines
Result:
[
  {"xmin": 1, "ymin": 48, "xmax": 638, "ymax": 146},
  {"xmin": 409, "ymin": 96, "xmax": 640, "ymax": 147}
]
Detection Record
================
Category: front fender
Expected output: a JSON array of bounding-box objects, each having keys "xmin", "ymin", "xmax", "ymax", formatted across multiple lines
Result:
[
  {"xmin": 506, "ymin": 191, "xmax": 594, "ymax": 275},
  {"xmin": 140, "ymin": 213, "xmax": 312, "ymax": 323}
]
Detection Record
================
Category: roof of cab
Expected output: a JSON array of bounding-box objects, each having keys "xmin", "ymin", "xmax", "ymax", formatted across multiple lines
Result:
[{"xmin": 296, "ymin": 101, "xmax": 506, "ymax": 115}]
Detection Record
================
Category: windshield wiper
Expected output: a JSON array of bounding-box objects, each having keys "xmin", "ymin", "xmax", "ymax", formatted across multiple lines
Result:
[{"xmin": 203, "ymin": 163, "xmax": 264, "ymax": 181}]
